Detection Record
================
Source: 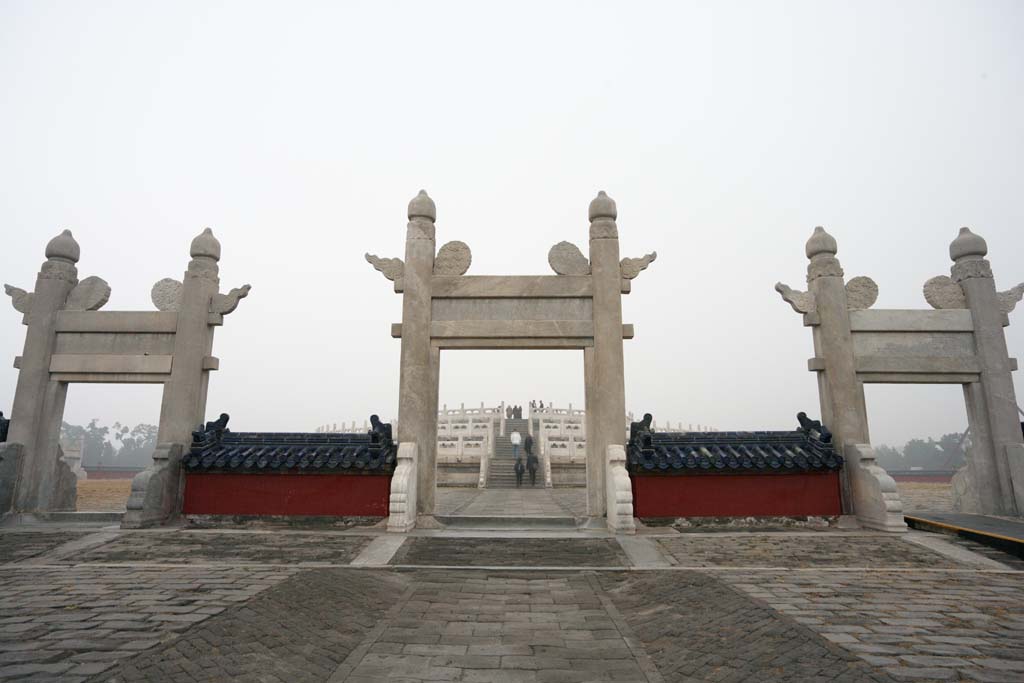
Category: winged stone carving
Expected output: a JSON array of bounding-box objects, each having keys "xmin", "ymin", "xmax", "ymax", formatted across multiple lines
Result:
[
  {"xmin": 65, "ymin": 276, "xmax": 111, "ymax": 311},
  {"xmin": 434, "ymin": 241, "xmax": 471, "ymax": 276},
  {"xmin": 845, "ymin": 276, "xmax": 878, "ymax": 310},
  {"xmin": 151, "ymin": 278, "xmax": 183, "ymax": 311},
  {"xmin": 365, "ymin": 253, "xmax": 405, "ymax": 282},
  {"xmin": 998, "ymin": 283, "xmax": 1024, "ymax": 313},
  {"xmin": 4, "ymin": 285, "xmax": 34, "ymax": 314},
  {"xmin": 923, "ymin": 275, "xmax": 967, "ymax": 309},
  {"xmin": 212, "ymin": 285, "xmax": 251, "ymax": 315},
  {"xmin": 620, "ymin": 252, "xmax": 657, "ymax": 280},
  {"xmin": 774, "ymin": 282, "xmax": 814, "ymax": 314},
  {"xmin": 548, "ymin": 242, "xmax": 590, "ymax": 276}
]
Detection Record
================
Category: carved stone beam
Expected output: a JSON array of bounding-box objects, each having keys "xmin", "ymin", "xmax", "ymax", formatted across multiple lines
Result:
[
  {"xmin": 366, "ymin": 253, "xmax": 405, "ymax": 292},
  {"xmin": 4, "ymin": 284, "xmax": 34, "ymax": 315},
  {"xmin": 774, "ymin": 282, "xmax": 814, "ymax": 313},
  {"xmin": 212, "ymin": 285, "xmax": 251, "ymax": 315},
  {"xmin": 620, "ymin": 252, "xmax": 656, "ymax": 280}
]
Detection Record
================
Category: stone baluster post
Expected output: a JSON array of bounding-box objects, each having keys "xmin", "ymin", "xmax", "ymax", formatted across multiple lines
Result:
[
  {"xmin": 586, "ymin": 191, "xmax": 627, "ymax": 518},
  {"xmin": 9, "ymin": 231, "xmax": 79, "ymax": 511},
  {"xmin": 397, "ymin": 191, "xmax": 437, "ymax": 514},
  {"xmin": 156, "ymin": 229, "xmax": 221, "ymax": 446},
  {"xmin": 804, "ymin": 228, "xmax": 866, "ymax": 517},
  {"xmin": 950, "ymin": 228, "xmax": 1022, "ymax": 515}
]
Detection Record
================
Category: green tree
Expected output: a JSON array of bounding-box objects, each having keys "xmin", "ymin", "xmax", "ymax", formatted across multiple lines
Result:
[
  {"xmin": 60, "ymin": 419, "xmax": 111, "ymax": 466},
  {"xmin": 112, "ymin": 422, "xmax": 158, "ymax": 467}
]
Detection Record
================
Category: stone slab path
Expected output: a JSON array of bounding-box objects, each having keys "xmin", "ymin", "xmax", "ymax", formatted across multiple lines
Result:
[
  {"xmin": 435, "ymin": 488, "xmax": 588, "ymax": 518},
  {"xmin": 1, "ymin": 525, "xmax": 1022, "ymax": 682}
]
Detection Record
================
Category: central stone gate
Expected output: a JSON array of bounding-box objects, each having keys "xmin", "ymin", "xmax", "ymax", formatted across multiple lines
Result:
[{"xmin": 367, "ymin": 190, "xmax": 656, "ymax": 530}]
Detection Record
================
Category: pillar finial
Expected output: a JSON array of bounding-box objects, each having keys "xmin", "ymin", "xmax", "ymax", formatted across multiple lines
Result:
[
  {"xmin": 408, "ymin": 190, "xmax": 436, "ymax": 222},
  {"xmin": 805, "ymin": 226, "xmax": 837, "ymax": 259},
  {"xmin": 589, "ymin": 191, "xmax": 618, "ymax": 240},
  {"xmin": 949, "ymin": 227, "xmax": 987, "ymax": 262},
  {"xmin": 589, "ymin": 190, "xmax": 617, "ymax": 221},
  {"xmin": 190, "ymin": 228, "xmax": 221, "ymax": 261},
  {"xmin": 45, "ymin": 229, "xmax": 80, "ymax": 263}
]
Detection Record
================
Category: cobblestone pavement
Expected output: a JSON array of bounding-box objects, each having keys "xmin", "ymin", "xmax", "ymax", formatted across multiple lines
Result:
[
  {"xmin": 391, "ymin": 538, "xmax": 631, "ymax": 567},
  {"xmin": 0, "ymin": 531, "xmax": 91, "ymax": 564},
  {"xmin": 92, "ymin": 569, "xmax": 402, "ymax": 683},
  {"xmin": 898, "ymin": 482, "xmax": 954, "ymax": 513},
  {"xmin": 1, "ymin": 527, "xmax": 1022, "ymax": 682},
  {"xmin": 75, "ymin": 530, "xmax": 373, "ymax": 564},
  {"xmin": 599, "ymin": 571, "xmax": 894, "ymax": 682},
  {"xmin": 0, "ymin": 565, "xmax": 297, "ymax": 682},
  {"xmin": 657, "ymin": 533, "xmax": 963, "ymax": 568},
  {"xmin": 720, "ymin": 570, "xmax": 1024, "ymax": 683},
  {"xmin": 435, "ymin": 488, "xmax": 588, "ymax": 517}
]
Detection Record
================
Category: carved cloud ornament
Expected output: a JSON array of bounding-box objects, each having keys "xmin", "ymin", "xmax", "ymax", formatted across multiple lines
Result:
[
  {"xmin": 845, "ymin": 276, "xmax": 878, "ymax": 310},
  {"xmin": 620, "ymin": 252, "xmax": 657, "ymax": 280},
  {"xmin": 434, "ymin": 241, "xmax": 471, "ymax": 276},
  {"xmin": 212, "ymin": 285, "xmax": 252, "ymax": 315},
  {"xmin": 923, "ymin": 275, "xmax": 967, "ymax": 310},
  {"xmin": 151, "ymin": 278, "xmax": 183, "ymax": 311},
  {"xmin": 548, "ymin": 241, "xmax": 590, "ymax": 276},
  {"xmin": 64, "ymin": 276, "xmax": 111, "ymax": 311},
  {"xmin": 774, "ymin": 282, "xmax": 814, "ymax": 314},
  {"xmin": 365, "ymin": 253, "xmax": 405, "ymax": 282},
  {"xmin": 998, "ymin": 283, "xmax": 1024, "ymax": 313},
  {"xmin": 4, "ymin": 285, "xmax": 34, "ymax": 314}
]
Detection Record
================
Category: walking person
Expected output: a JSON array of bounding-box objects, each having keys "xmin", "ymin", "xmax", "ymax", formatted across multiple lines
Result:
[
  {"xmin": 510, "ymin": 429, "xmax": 522, "ymax": 459},
  {"xmin": 525, "ymin": 433, "xmax": 538, "ymax": 486},
  {"xmin": 514, "ymin": 455, "xmax": 525, "ymax": 488}
]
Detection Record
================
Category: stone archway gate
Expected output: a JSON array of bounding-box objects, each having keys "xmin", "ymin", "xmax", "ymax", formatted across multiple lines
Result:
[
  {"xmin": 1, "ymin": 229, "xmax": 249, "ymax": 526},
  {"xmin": 368, "ymin": 191, "xmax": 656, "ymax": 532}
]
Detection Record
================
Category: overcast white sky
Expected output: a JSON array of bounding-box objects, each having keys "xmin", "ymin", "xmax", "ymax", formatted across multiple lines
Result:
[{"xmin": 2, "ymin": 1, "xmax": 1022, "ymax": 448}]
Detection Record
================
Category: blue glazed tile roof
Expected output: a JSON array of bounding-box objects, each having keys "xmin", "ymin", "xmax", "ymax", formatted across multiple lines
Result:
[
  {"xmin": 183, "ymin": 431, "xmax": 396, "ymax": 475},
  {"xmin": 627, "ymin": 423, "xmax": 842, "ymax": 475}
]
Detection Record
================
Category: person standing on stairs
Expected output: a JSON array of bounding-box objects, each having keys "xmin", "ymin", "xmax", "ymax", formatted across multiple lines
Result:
[{"xmin": 510, "ymin": 429, "xmax": 522, "ymax": 459}]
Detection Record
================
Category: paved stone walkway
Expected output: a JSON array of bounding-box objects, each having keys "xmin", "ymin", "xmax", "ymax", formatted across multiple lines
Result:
[
  {"xmin": 657, "ymin": 534, "xmax": 963, "ymax": 568},
  {"xmin": 0, "ymin": 524, "xmax": 1021, "ymax": 682},
  {"xmin": 435, "ymin": 488, "xmax": 588, "ymax": 518}
]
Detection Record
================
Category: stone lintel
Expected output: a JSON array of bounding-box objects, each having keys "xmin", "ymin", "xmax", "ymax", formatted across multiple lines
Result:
[
  {"xmin": 620, "ymin": 279, "xmax": 631, "ymax": 294},
  {"xmin": 202, "ymin": 356, "xmax": 219, "ymax": 370},
  {"xmin": 849, "ymin": 309, "xmax": 974, "ymax": 333},
  {"xmin": 55, "ymin": 311, "xmax": 179, "ymax": 333},
  {"xmin": 431, "ymin": 320, "xmax": 594, "ymax": 339},
  {"xmin": 391, "ymin": 323, "xmax": 402, "ymax": 338},
  {"xmin": 802, "ymin": 312, "xmax": 820, "ymax": 327},
  {"xmin": 855, "ymin": 355, "xmax": 981, "ymax": 375},
  {"xmin": 207, "ymin": 313, "xmax": 224, "ymax": 326},
  {"xmin": 431, "ymin": 275, "xmax": 593, "ymax": 299},
  {"xmin": 49, "ymin": 353, "xmax": 173, "ymax": 375},
  {"xmin": 49, "ymin": 372, "xmax": 168, "ymax": 384},
  {"xmin": 858, "ymin": 372, "xmax": 980, "ymax": 384},
  {"xmin": 13, "ymin": 355, "xmax": 21, "ymax": 369},
  {"xmin": 434, "ymin": 338, "xmax": 593, "ymax": 350}
]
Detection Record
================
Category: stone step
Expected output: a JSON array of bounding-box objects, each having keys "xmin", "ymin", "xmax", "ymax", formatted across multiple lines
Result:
[{"xmin": 435, "ymin": 515, "xmax": 579, "ymax": 529}]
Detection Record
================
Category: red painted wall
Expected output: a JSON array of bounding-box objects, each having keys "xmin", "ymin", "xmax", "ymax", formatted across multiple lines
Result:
[
  {"xmin": 183, "ymin": 473, "xmax": 391, "ymax": 517},
  {"xmin": 631, "ymin": 472, "xmax": 842, "ymax": 518}
]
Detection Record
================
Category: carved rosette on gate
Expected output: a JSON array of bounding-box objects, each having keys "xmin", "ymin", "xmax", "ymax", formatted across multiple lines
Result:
[
  {"xmin": 776, "ymin": 226, "xmax": 1024, "ymax": 526},
  {"xmin": 367, "ymin": 190, "xmax": 656, "ymax": 532},
  {"xmin": 2, "ymin": 228, "xmax": 249, "ymax": 526}
]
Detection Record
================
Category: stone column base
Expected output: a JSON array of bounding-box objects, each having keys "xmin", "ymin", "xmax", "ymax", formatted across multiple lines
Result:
[
  {"xmin": 605, "ymin": 445, "xmax": 636, "ymax": 535},
  {"xmin": 388, "ymin": 443, "xmax": 418, "ymax": 533},
  {"xmin": 845, "ymin": 443, "xmax": 906, "ymax": 532},
  {"xmin": 121, "ymin": 443, "xmax": 184, "ymax": 529}
]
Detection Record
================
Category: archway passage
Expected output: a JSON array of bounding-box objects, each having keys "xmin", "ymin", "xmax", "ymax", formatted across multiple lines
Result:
[{"xmin": 433, "ymin": 351, "xmax": 588, "ymax": 525}]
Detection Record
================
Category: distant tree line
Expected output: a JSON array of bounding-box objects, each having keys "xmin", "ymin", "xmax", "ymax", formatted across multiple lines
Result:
[
  {"xmin": 873, "ymin": 433, "xmax": 967, "ymax": 472},
  {"xmin": 60, "ymin": 420, "xmax": 158, "ymax": 469}
]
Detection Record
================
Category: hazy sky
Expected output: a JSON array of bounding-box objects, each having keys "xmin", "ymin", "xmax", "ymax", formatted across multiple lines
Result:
[{"xmin": 2, "ymin": 1, "xmax": 1022, "ymax": 448}]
